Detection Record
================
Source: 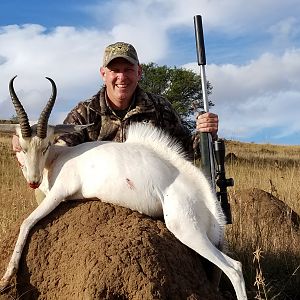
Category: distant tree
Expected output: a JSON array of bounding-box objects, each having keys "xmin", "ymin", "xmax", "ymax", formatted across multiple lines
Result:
[
  {"xmin": 10, "ymin": 115, "xmax": 19, "ymax": 123},
  {"xmin": 0, "ymin": 115, "xmax": 18, "ymax": 124},
  {"xmin": 139, "ymin": 63, "xmax": 213, "ymax": 131}
]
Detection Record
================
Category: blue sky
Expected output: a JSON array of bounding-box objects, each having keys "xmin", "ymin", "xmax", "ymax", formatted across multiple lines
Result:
[{"xmin": 1, "ymin": 0, "xmax": 300, "ymax": 145}]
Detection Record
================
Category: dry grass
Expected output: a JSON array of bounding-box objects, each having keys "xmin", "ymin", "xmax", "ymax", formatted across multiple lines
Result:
[
  {"xmin": 226, "ymin": 140, "xmax": 300, "ymax": 214},
  {"xmin": 0, "ymin": 135, "xmax": 299, "ymax": 299},
  {"xmin": 0, "ymin": 134, "xmax": 36, "ymax": 238},
  {"xmin": 224, "ymin": 140, "xmax": 300, "ymax": 300}
]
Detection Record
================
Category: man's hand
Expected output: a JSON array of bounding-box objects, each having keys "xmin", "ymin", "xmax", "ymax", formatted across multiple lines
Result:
[
  {"xmin": 196, "ymin": 112, "xmax": 218, "ymax": 140},
  {"xmin": 12, "ymin": 135, "xmax": 22, "ymax": 152}
]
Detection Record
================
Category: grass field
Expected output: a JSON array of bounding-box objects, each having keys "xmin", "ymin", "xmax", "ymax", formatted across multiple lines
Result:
[
  {"xmin": 225, "ymin": 140, "xmax": 300, "ymax": 300},
  {"xmin": 0, "ymin": 134, "xmax": 299, "ymax": 299}
]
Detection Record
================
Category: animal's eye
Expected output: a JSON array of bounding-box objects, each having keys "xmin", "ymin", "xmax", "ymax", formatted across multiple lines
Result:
[{"xmin": 22, "ymin": 149, "xmax": 27, "ymax": 154}]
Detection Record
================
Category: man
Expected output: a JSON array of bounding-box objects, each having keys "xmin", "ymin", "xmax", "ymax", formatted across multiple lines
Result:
[
  {"xmin": 13, "ymin": 41, "xmax": 218, "ymax": 161},
  {"xmin": 55, "ymin": 42, "xmax": 218, "ymax": 160}
]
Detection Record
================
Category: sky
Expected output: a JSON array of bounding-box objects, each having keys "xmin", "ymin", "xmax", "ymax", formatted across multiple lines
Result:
[{"xmin": 1, "ymin": 0, "xmax": 300, "ymax": 145}]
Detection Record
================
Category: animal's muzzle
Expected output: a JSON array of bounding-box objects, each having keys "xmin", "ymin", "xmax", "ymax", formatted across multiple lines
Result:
[{"xmin": 29, "ymin": 182, "xmax": 40, "ymax": 189}]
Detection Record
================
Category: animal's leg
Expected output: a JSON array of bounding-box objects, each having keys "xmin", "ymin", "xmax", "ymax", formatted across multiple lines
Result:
[
  {"xmin": 202, "ymin": 244, "xmax": 224, "ymax": 289},
  {"xmin": 208, "ymin": 229, "xmax": 225, "ymax": 288},
  {"xmin": 0, "ymin": 190, "xmax": 65, "ymax": 291},
  {"xmin": 163, "ymin": 193, "xmax": 247, "ymax": 300},
  {"xmin": 211, "ymin": 258, "xmax": 223, "ymax": 290}
]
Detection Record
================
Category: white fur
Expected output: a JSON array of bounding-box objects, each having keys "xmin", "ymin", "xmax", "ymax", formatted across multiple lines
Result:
[{"xmin": 0, "ymin": 123, "xmax": 247, "ymax": 299}]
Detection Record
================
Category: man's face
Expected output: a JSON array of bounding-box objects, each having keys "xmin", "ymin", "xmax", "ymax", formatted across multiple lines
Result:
[{"xmin": 100, "ymin": 58, "xmax": 142, "ymax": 108}]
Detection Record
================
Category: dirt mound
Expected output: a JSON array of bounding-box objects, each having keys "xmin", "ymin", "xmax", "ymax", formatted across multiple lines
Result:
[
  {"xmin": 228, "ymin": 188, "xmax": 300, "ymax": 299},
  {"xmin": 0, "ymin": 201, "xmax": 224, "ymax": 300},
  {"xmin": 231, "ymin": 188, "xmax": 299, "ymax": 230}
]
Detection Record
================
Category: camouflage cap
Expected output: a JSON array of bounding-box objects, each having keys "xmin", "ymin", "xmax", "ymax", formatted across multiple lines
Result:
[{"xmin": 103, "ymin": 42, "xmax": 139, "ymax": 67}]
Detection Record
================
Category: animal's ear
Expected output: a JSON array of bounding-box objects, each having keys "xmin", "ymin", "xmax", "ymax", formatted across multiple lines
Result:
[
  {"xmin": 0, "ymin": 123, "xmax": 20, "ymax": 134},
  {"xmin": 53, "ymin": 123, "xmax": 94, "ymax": 134}
]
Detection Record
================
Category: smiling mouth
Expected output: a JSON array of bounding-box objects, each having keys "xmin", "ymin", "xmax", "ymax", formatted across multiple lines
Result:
[{"xmin": 116, "ymin": 84, "xmax": 128, "ymax": 89}]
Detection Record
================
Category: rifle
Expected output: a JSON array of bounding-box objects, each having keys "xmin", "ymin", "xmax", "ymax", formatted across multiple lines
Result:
[{"xmin": 194, "ymin": 15, "xmax": 233, "ymax": 224}]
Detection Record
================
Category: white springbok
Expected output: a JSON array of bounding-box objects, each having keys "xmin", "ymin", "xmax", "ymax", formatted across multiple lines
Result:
[{"xmin": 0, "ymin": 76, "xmax": 247, "ymax": 299}]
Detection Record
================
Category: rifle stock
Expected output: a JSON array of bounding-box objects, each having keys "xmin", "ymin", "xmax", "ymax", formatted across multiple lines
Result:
[{"xmin": 214, "ymin": 140, "xmax": 233, "ymax": 224}]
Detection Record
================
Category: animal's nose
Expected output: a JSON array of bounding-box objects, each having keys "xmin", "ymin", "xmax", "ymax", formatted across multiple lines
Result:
[{"xmin": 29, "ymin": 182, "xmax": 40, "ymax": 189}]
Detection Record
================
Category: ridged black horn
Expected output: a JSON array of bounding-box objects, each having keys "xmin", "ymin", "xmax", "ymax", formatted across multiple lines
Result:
[
  {"xmin": 9, "ymin": 76, "xmax": 32, "ymax": 137},
  {"xmin": 36, "ymin": 77, "xmax": 57, "ymax": 139}
]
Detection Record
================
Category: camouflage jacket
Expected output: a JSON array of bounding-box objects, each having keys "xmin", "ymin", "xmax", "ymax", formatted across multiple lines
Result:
[{"xmin": 59, "ymin": 85, "xmax": 198, "ymax": 160}]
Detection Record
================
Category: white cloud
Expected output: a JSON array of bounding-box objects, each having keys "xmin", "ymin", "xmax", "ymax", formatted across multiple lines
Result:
[
  {"xmin": 184, "ymin": 49, "xmax": 300, "ymax": 140},
  {"xmin": 268, "ymin": 17, "xmax": 300, "ymax": 48},
  {"xmin": 0, "ymin": 24, "xmax": 106, "ymax": 121},
  {"xmin": 86, "ymin": 0, "xmax": 300, "ymax": 34}
]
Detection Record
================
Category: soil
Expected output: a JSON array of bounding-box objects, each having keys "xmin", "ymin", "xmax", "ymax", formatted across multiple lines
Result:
[
  {"xmin": 0, "ymin": 200, "xmax": 224, "ymax": 300},
  {"xmin": 231, "ymin": 188, "xmax": 300, "ymax": 230}
]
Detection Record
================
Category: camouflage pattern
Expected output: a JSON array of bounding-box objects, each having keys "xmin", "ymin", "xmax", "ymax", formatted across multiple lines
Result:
[
  {"xmin": 103, "ymin": 42, "xmax": 139, "ymax": 67},
  {"xmin": 59, "ymin": 85, "xmax": 199, "ymax": 160}
]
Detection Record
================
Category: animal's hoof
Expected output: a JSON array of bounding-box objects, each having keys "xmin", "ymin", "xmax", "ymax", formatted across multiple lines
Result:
[{"xmin": 0, "ymin": 278, "xmax": 10, "ymax": 292}]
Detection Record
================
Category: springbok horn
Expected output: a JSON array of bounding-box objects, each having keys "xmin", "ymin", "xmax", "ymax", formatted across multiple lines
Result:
[
  {"xmin": 36, "ymin": 77, "xmax": 57, "ymax": 139},
  {"xmin": 9, "ymin": 76, "xmax": 32, "ymax": 138}
]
